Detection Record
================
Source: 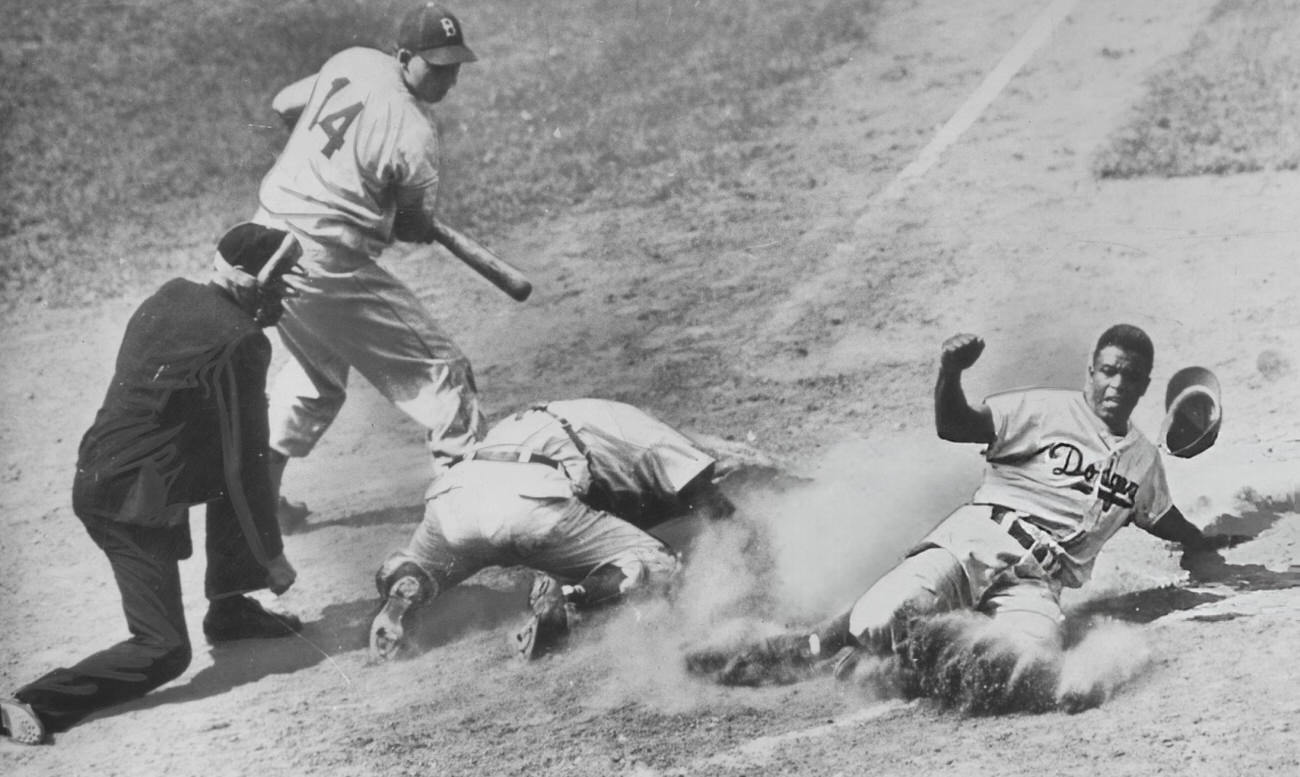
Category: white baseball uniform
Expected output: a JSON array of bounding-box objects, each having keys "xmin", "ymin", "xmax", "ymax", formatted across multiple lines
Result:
[
  {"xmin": 253, "ymin": 47, "xmax": 483, "ymax": 464},
  {"xmin": 380, "ymin": 400, "xmax": 715, "ymax": 596},
  {"xmin": 848, "ymin": 388, "xmax": 1175, "ymax": 652}
]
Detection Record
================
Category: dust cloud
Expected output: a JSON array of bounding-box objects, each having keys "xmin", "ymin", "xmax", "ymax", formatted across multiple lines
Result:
[
  {"xmin": 579, "ymin": 425, "xmax": 1163, "ymax": 716},
  {"xmin": 579, "ymin": 432, "xmax": 984, "ymax": 710}
]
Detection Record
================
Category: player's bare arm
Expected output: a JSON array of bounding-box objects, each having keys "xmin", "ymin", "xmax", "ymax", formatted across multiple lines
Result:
[
  {"xmin": 392, "ymin": 186, "xmax": 440, "ymax": 243},
  {"xmin": 271, "ymin": 74, "xmax": 317, "ymax": 129},
  {"xmin": 1146, "ymin": 505, "xmax": 1249, "ymax": 553},
  {"xmin": 934, "ymin": 333, "xmax": 994, "ymax": 444}
]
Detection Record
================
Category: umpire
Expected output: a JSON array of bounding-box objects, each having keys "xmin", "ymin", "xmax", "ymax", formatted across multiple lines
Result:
[{"xmin": 0, "ymin": 224, "xmax": 306, "ymax": 745}]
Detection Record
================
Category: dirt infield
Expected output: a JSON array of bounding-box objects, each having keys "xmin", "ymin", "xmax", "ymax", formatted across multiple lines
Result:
[{"xmin": 2, "ymin": 0, "xmax": 1298, "ymax": 774}]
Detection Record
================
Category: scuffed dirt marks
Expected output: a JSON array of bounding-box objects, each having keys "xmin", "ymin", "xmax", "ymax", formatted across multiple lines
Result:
[{"xmin": 876, "ymin": 612, "xmax": 1153, "ymax": 716}]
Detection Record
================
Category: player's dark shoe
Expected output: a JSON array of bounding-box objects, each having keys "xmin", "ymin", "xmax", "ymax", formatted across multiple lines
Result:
[
  {"xmin": 369, "ymin": 575, "xmax": 424, "ymax": 662},
  {"xmin": 203, "ymin": 596, "xmax": 303, "ymax": 644},
  {"xmin": 515, "ymin": 574, "xmax": 570, "ymax": 660},
  {"xmin": 0, "ymin": 698, "xmax": 44, "ymax": 746},
  {"xmin": 277, "ymin": 496, "xmax": 310, "ymax": 535}
]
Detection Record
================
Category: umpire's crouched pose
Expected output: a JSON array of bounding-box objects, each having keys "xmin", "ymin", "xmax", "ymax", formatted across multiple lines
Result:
[{"xmin": 0, "ymin": 224, "xmax": 306, "ymax": 745}]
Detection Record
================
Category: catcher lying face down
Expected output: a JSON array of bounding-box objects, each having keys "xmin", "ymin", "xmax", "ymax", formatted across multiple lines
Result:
[{"xmin": 370, "ymin": 399, "xmax": 739, "ymax": 661}]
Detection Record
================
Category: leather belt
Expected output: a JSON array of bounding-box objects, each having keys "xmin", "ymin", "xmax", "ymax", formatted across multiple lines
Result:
[
  {"xmin": 987, "ymin": 504, "xmax": 1061, "ymax": 573},
  {"xmin": 464, "ymin": 447, "xmax": 564, "ymax": 471}
]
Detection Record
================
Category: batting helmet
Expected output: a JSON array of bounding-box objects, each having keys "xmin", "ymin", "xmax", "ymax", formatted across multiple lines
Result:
[{"xmin": 1158, "ymin": 366, "xmax": 1222, "ymax": 458}]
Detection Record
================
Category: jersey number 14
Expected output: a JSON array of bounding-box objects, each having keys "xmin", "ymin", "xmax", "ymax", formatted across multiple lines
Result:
[{"xmin": 309, "ymin": 77, "xmax": 363, "ymax": 159}]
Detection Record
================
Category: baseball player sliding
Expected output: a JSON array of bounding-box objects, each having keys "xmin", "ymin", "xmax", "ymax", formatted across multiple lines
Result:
[
  {"xmin": 689, "ymin": 325, "xmax": 1247, "ymax": 711},
  {"xmin": 251, "ymin": 2, "xmax": 486, "ymax": 530},
  {"xmin": 369, "ymin": 399, "xmax": 739, "ymax": 662}
]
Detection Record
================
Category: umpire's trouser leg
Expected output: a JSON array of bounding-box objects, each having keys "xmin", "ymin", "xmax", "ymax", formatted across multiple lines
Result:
[
  {"xmin": 204, "ymin": 498, "xmax": 277, "ymax": 600},
  {"xmin": 14, "ymin": 517, "xmax": 192, "ymax": 733}
]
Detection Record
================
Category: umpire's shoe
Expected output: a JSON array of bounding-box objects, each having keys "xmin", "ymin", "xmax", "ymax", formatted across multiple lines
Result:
[
  {"xmin": 203, "ymin": 595, "xmax": 303, "ymax": 644},
  {"xmin": 515, "ymin": 574, "xmax": 571, "ymax": 660},
  {"xmin": 0, "ymin": 698, "xmax": 44, "ymax": 746}
]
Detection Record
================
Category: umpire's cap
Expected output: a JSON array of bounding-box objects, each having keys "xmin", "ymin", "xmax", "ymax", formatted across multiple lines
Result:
[
  {"xmin": 397, "ymin": 3, "xmax": 478, "ymax": 65},
  {"xmin": 217, "ymin": 223, "xmax": 301, "ymax": 283},
  {"xmin": 1159, "ymin": 366, "xmax": 1222, "ymax": 458}
]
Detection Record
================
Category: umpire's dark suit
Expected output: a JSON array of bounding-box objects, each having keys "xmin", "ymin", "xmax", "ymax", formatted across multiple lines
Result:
[{"xmin": 14, "ymin": 277, "xmax": 284, "ymax": 733}]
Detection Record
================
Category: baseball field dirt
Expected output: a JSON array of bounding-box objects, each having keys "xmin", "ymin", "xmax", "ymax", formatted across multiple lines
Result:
[{"xmin": 2, "ymin": 0, "xmax": 1298, "ymax": 774}]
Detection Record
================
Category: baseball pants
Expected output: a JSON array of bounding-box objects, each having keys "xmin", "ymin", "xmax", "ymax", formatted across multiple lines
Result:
[
  {"xmin": 15, "ymin": 508, "xmax": 269, "ymax": 733},
  {"xmin": 847, "ymin": 546, "xmax": 1065, "ymax": 657},
  {"xmin": 380, "ymin": 467, "xmax": 680, "ymax": 598},
  {"xmin": 268, "ymin": 250, "xmax": 484, "ymax": 467}
]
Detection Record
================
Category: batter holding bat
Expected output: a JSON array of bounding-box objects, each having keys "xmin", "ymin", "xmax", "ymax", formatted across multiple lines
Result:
[{"xmin": 251, "ymin": 2, "xmax": 518, "ymax": 530}]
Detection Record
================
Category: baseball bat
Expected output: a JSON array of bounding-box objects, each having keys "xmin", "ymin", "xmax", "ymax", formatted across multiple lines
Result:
[{"xmin": 430, "ymin": 217, "xmax": 532, "ymax": 301}]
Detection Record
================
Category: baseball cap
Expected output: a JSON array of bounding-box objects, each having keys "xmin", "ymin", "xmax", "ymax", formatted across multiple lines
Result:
[
  {"xmin": 216, "ymin": 223, "xmax": 300, "ymax": 281},
  {"xmin": 396, "ymin": 3, "xmax": 478, "ymax": 65}
]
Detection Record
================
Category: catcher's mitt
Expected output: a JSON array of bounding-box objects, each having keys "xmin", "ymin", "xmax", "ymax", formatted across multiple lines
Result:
[{"xmin": 1159, "ymin": 366, "xmax": 1221, "ymax": 458}]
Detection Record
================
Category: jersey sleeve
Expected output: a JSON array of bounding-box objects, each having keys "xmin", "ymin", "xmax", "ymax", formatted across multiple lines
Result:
[
  {"xmin": 381, "ymin": 104, "xmax": 441, "ymax": 193},
  {"xmin": 980, "ymin": 389, "xmax": 1039, "ymax": 461},
  {"xmin": 1130, "ymin": 453, "xmax": 1174, "ymax": 530}
]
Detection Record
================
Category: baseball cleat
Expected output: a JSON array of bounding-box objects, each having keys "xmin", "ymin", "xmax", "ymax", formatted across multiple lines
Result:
[
  {"xmin": 369, "ymin": 575, "xmax": 424, "ymax": 662},
  {"xmin": 0, "ymin": 698, "xmax": 44, "ymax": 746},
  {"xmin": 515, "ymin": 574, "xmax": 570, "ymax": 660}
]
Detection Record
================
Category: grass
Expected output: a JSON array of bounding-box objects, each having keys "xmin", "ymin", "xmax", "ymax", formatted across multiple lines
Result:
[
  {"xmin": 0, "ymin": 0, "xmax": 873, "ymax": 310},
  {"xmin": 1094, "ymin": 0, "xmax": 1300, "ymax": 179}
]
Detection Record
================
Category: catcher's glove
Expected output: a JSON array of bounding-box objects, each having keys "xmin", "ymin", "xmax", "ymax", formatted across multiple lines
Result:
[{"xmin": 1159, "ymin": 366, "xmax": 1221, "ymax": 458}]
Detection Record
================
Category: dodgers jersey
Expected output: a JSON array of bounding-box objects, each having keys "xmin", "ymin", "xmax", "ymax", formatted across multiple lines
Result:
[
  {"xmin": 256, "ymin": 47, "xmax": 440, "ymax": 259},
  {"xmin": 971, "ymin": 388, "xmax": 1173, "ymax": 581}
]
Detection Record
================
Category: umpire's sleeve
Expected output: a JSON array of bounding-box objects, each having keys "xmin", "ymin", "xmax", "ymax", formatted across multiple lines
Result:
[{"xmin": 215, "ymin": 333, "xmax": 284, "ymax": 566}]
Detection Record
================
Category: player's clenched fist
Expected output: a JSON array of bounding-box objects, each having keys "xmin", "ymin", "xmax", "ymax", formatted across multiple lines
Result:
[{"xmin": 941, "ymin": 333, "xmax": 985, "ymax": 372}]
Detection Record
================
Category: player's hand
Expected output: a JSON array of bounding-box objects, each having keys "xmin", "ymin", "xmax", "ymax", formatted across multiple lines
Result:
[
  {"xmin": 266, "ymin": 553, "xmax": 297, "ymax": 595},
  {"xmin": 941, "ymin": 333, "xmax": 985, "ymax": 372}
]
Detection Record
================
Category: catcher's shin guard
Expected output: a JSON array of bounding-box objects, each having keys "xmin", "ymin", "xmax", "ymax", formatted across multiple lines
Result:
[{"xmin": 370, "ymin": 562, "xmax": 436, "ymax": 662}]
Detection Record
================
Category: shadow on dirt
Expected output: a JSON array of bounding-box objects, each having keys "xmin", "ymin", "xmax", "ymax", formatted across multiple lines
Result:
[
  {"xmin": 402, "ymin": 581, "xmax": 531, "ymax": 653},
  {"xmin": 1066, "ymin": 586, "xmax": 1226, "ymax": 633},
  {"xmin": 97, "ymin": 580, "xmax": 535, "ymax": 722},
  {"xmin": 90, "ymin": 599, "xmax": 379, "ymax": 724},
  {"xmin": 1065, "ymin": 557, "xmax": 1300, "ymax": 640},
  {"xmin": 1065, "ymin": 498, "xmax": 1300, "ymax": 635},
  {"xmin": 1202, "ymin": 494, "xmax": 1294, "ymax": 541},
  {"xmin": 288, "ymin": 503, "xmax": 424, "ymax": 535}
]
